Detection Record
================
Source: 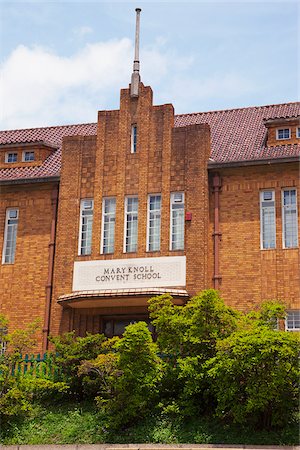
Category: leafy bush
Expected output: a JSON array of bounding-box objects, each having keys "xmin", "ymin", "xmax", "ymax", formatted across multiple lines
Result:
[
  {"xmin": 148, "ymin": 290, "xmax": 238, "ymax": 414},
  {"xmin": 97, "ymin": 321, "xmax": 163, "ymax": 428},
  {"xmin": 0, "ymin": 317, "xmax": 68, "ymax": 423},
  {"xmin": 207, "ymin": 328, "xmax": 299, "ymax": 428},
  {"xmin": 78, "ymin": 337, "xmax": 120, "ymax": 399},
  {"xmin": 48, "ymin": 331, "xmax": 106, "ymax": 397}
]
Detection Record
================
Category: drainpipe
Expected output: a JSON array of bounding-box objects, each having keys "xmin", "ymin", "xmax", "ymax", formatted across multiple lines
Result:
[
  {"xmin": 42, "ymin": 186, "xmax": 58, "ymax": 353},
  {"xmin": 212, "ymin": 173, "xmax": 222, "ymax": 290}
]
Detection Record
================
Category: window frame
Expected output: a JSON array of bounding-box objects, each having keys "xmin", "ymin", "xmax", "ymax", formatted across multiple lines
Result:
[
  {"xmin": 260, "ymin": 190, "xmax": 276, "ymax": 250},
  {"xmin": 0, "ymin": 327, "xmax": 7, "ymax": 355},
  {"xmin": 282, "ymin": 188, "xmax": 298, "ymax": 249},
  {"xmin": 2, "ymin": 208, "xmax": 19, "ymax": 264},
  {"xmin": 5, "ymin": 152, "xmax": 18, "ymax": 163},
  {"xmin": 124, "ymin": 195, "xmax": 139, "ymax": 253},
  {"xmin": 22, "ymin": 151, "xmax": 35, "ymax": 162},
  {"xmin": 101, "ymin": 197, "xmax": 116, "ymax": 255},
  {"xmin": 131, "ymin": 124, "xmax": 137, "ymax": 154},
  {"xmin": 276, "ymin": 128, "xmax": 291, "ymax": 140},
  {"xmin": 285, "ymin": 310, "xmax": 300, "ymax": 331},
  {"xmin": 78, "ymin": 199, "xmax": 94, "ymax": 256},
  {"xmin": 170, "ymin": 192, "xmax": 185, "ymax": 251},
  {"xmin": 147, "ymin": 193, "xmax": 162, "ymax": 252}
]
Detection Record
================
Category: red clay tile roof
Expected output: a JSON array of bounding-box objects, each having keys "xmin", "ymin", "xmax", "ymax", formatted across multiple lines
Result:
[
  {"xmin": 0, "ymin": 123, "xmax": 97, "ymax": 182},
  {"xmin": 0, "ymin": 102, "xmax": 299, "ymax": 182}
]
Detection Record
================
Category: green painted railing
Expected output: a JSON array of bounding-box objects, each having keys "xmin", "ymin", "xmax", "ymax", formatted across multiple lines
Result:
[{"xmin": 10, "ymin": 353, "xmax": 59, "ymax": 379}]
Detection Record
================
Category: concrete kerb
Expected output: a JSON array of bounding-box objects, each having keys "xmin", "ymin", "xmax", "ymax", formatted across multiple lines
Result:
[{"xmin": 1, "ymin": 445, "xmax": 300, "ymax": 450}]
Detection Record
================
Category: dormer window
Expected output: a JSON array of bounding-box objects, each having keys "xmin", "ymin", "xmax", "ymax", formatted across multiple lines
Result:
[
  {"xmin": 276, "ymin": 128, "xmax": 291, "ymax": 140},
  {"xmin": 5, "ymin": 152, "xmax": 18, "ymax": 163},
  {"xmin": 23, "ymin": 151, "xmax": 35, "ymax": 162},
  {"xmin": 131, "ymin": 124, "xmax": 137, "ymax": 153}
]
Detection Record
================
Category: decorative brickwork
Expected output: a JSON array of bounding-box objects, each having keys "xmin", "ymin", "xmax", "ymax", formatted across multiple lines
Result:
[{"xmin": 0, "ymin": 84, "xmax": 299, "ymax": 352}]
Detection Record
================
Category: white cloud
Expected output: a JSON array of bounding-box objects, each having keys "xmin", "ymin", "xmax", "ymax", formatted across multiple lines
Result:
[
  {"xmin": 0, "ymin": 39, "xmax": 134, "ymax": 128},
  {"xmin": 0, "ymin": 38, "xmax": 255, "ymax": 129}
]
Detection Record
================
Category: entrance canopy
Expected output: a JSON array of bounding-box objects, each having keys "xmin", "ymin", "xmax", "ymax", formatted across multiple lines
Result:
[{"xmin": 58, "ymin": 288, "xmax": 189, "ymax": 309}]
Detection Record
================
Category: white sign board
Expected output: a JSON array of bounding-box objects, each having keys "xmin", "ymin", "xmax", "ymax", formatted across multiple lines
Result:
[{"xmin": 72, "ymin": 256, "xmax": 186, "ymax": 291}]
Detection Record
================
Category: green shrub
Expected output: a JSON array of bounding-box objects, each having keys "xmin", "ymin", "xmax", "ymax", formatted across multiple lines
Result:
[
  {"xmin": 207, "ymin": 328, "xmax": 299, "ymax": 428},
  {"xmin": 148, "ymin": 290, "xmax": 238, "ymax": 414},
  {"xmin": 48, "ymin": 332, "xmax": 106, "ymax": 398},
  {"xmin": 78, "ymin": 338, "xmax": 120, "ymax": 399},
  {"xmin": 0, "ymin": 317, "xmax": 68, "ymax": 423},
  {"xmin": 98, "ymin": 321, "xmax": 162, "ymax": 428}
]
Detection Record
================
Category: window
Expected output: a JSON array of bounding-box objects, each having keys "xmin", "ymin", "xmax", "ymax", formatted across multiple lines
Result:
[
  {"xmin": 124, "ymin": 196, "xmax": 138, "ymax": 252},
  {"xmin": 276, "ymin": 128, "xmax": 291, "ymax": 140},
  {"xmin": 282, "ymin": 189, "xmax": 298, "ymax": 248},
  {"xmin": 23, "ymin": 151, "xmax": 35, "ymax": 162},
  {"xmin": 103, "ymin": 317, "xmax": 154, "ymax": 338},
  {"xmin": 297, "ymin": 127, "xmax": 300, "ymax": 139},
  {"xmin": 147, "ymin": 194, "xmax": 161, "ymax": 251},
  {"xmin": 101, "ymin": 197, "xmax": 116, "ymax": 254},
  {"xmin": 285, "ymin": 310, "xmax": 300, "ymax": 331},
  {"xmin": 131, "ymin": 124, "xmax": 137, "ymax": 153},
  {"xmin": 170, "ymin": 192, "xmax": 184, "ymax": 250},
  {"xmin": 260, "ymin": 191, "xmax": 276, "ymax": 249},
  {"xmin": 0, "ymin": 327, "xmax": 7, "ymax": 355},
  {"xmin": 5, "ymin": 152, "xmax": 17, "ymax": 163},
  {"xmin": 2, "ymin": 208, "xmax": 19, "ymax": 264},
  {"xmin": 78, "ymin": 199, "xmax": 94, "ymax": 255}
]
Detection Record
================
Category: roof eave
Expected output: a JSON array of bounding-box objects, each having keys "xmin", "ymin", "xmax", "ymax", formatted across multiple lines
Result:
[
  {"xmin": 208, "ymin": 155, "xmax": 300, "ymax": 170},
  {"xmin": 0, "ymin": 175, "xmax": 60, "ymax": 186}
]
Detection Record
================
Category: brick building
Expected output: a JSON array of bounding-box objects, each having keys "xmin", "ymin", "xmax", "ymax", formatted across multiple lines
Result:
[{"xmin": 1, "ymin": 13, "xmax": 299, "ymax": 352}]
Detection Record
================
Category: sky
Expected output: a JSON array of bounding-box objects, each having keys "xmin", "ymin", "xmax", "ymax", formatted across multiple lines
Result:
[{"xmin": 0, "ymin": 1, "xmax": 299, "ymax": 130}]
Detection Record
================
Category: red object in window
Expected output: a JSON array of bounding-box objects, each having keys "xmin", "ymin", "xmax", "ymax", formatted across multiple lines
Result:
[{"xmin": 185, "ymin": 212, "xmax": 192, "ymax": 221}]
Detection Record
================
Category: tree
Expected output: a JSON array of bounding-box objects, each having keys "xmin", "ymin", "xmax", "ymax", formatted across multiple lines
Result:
[
  {"xmin": 207, "ymin": 328, "xmax": 299, "ymax": 428},
  {"xmin": 148, "ymin": 290, "xmax": 239, "ymax": 414}
]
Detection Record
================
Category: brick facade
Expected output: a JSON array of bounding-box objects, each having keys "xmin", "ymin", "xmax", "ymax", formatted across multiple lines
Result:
[{"xmin": 0, "ymin": 82, "xmax": 299, "ymax": 351}]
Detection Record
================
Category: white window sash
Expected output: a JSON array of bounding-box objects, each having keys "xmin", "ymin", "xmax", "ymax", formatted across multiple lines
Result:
[
  {"xmin": 147, "ymin": 194, "xmax": 161, "ymax": 252},
  {"xmin": 78, "ymin": 199, "xmax": 94, "ymax": 256},
  {"xmin": 101, "ymin": 197, "xmax": 116, "ymax": 254},
  {"xmin": 22, "ymin": 151, "xmax": 35, "ymax": 162},
  {"xmin": 124, "ymin": 196, "xmax": 138, "ymax": 253},
  {"xmin": 276, "ymin": 128, "xmax": 291, "ymax": 140},
  {"xmin": 131, "ymin": 125, "xmax": 137, "ymax": 154},
  {"xmin": 260, "ymin": 191, "xmax": 276, "ymax": 250},
  {"xmin": 285, "ymin": 310, "xmax": 300, "ymax": 331},
  {"xmin": 2, "ymin": 209, "xmax": 19, "ymax": 264},
  {"xmin": 5, "ymin": 153, "xmax": 18, "ymax": 163},
  {"xmin": 170, "ymin": 192, "xmax": 185, "ymax": 250},
  {"xmin": 282, "ymin": 189, "xmax": 298, "ymax": 249}
]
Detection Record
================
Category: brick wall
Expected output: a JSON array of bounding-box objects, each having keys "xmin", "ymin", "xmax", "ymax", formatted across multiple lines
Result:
[
  {"xmin": 50, "ymin": 83, "xmax": 211, "ymax": 337},
  {"xmin": 209, "ymin": 162, "xmax": 300, "ymax": 311},
  {"xmin": 0, "ymin": 182, "xmax": 57, "ymax": 353}
]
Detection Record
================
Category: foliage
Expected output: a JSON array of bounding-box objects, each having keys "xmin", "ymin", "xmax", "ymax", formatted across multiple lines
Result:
[
  {"xmin": 97, "ymin": 321, "xmax": 163, "ymax": 428},
  {"xmin": 1, "ymin": 291, "xmax": 299, "ymax": 436},
  {"xmin": 78, "ymin": 340, "xmax": 119, "ymax": 399},
  {"xmin": 148, "ymin": 290, "xmax": 238, "ymax": 414},
  {"xmin": 149, "ymin": 289, "xmax": 238, "ymax": 358},
  {"xmin": 0, "ymin": 317, "xmax": 68, "ymax": 423},
  {"xmin": 240, "ymin": 300, "xmax": 287, "ymax": 331},
  {"xmin": 207, "ymin": 328, "xmax": 300, "ymax": 428},
  {"xmin": 1, "ymin": 400, "xmax": 298, "ymax": 445},
  {"xmin": 48, "ymin": 331, "xmax": 106, "ymax": 397}
]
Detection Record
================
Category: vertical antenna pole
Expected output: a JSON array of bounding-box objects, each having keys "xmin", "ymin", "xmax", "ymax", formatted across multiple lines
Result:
[{"xmin": 131, "ymin": 8, "xmax": 141, "ymax": 97}]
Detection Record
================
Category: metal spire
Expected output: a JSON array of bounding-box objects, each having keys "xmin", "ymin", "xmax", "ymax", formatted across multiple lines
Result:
[{"xmin": 130, "ymin": 8, "xmax": 141, "ymax": 98}]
